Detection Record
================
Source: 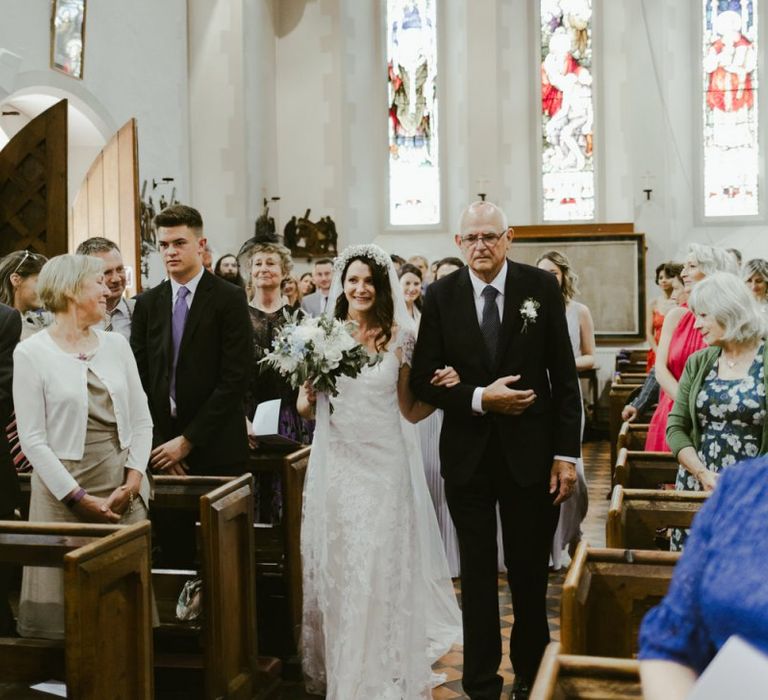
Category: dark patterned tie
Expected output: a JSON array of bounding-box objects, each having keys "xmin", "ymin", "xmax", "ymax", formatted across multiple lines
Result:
[
  {"xmin": 480, "ymin": 285, "xmax": 500, "ymax": 362},
  {"xmin": 104, "ymin": 310, "xmax": 115, "ymax": 332},
  {"xmin": 170, "ymin": 286, "xmax": 190, "ymax": 402}
]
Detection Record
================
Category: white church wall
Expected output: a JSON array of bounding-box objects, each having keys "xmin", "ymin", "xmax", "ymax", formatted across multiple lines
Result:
[{"xmin": 0, "ymin": 0, "xmax": 190, "ymax": 209}]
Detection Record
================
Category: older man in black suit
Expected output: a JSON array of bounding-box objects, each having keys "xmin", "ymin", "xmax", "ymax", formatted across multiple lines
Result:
[
  {"xmin": 0, "ymin": 302, "xmax": 21, "ymax": 634},
  {"xmin": 411, "ymin": 201, "xmax": 581, "ymax": 700}
]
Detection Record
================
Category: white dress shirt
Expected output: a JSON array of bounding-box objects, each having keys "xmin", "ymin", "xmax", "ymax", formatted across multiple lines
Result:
[
  {"xmin": 467, "ymin": 262, "xmax": 575, "ymax": 464},
  {"xmin": 95, "ymin": 297, "xmax": 133, "ymax": 339}
]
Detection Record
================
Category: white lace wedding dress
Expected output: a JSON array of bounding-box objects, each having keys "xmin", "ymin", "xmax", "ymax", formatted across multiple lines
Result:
[{"xmin": 301, "ymin": 328, "xmax": 462, "ymax": 699}]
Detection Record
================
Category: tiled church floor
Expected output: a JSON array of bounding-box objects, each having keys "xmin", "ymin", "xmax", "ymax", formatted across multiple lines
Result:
[{"xmin": 280, "ymin": 439, "xmax": 612, "ymax": 699}]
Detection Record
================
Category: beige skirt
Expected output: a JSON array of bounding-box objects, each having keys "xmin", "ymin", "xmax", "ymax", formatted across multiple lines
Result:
[{"xmin": 17, "ymin": 431, "xmax": 148, "ymax": 640}]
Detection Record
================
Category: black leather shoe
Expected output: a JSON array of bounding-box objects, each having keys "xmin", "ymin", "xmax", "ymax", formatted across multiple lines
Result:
[{"xmin": 510, "ymin": 677, "xmax": 531, "ymax": 700}]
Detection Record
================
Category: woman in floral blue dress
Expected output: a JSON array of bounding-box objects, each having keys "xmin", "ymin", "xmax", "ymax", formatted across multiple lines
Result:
[{"xmin": 666, "ymin": 273, "xmax": 768, "ymax": 550}]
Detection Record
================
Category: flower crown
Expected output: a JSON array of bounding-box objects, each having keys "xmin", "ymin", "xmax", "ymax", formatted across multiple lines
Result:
[{"xmin": 332, "ymin": 244, "xmax": 392, "ymax": 275}]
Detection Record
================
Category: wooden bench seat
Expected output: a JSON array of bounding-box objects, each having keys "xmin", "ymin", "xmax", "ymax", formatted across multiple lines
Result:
[
  {"xmin": 608, "ymin": 377, "xmax": 646, "ymax": 467},
  {"xmin": 0, "ymin": 520, "xmax": 153, "ymax": 698},
  {"xmin": 531, "ymin": 642, "xmax": 641, "ymax": 699},
  {"xmin": 561, "ymin": 543, "xmax": 679, "ymax": 657},
  {"xmin": 613, "ymin": 448, "xmax": 678, "ymax": 490},
  {"xmin": 616, "ymin": 422, "xmax": 650, "ymax": 452},
  {"xmin": 606, "ymin": 486, "xmax": 708, "ymax": 550}
]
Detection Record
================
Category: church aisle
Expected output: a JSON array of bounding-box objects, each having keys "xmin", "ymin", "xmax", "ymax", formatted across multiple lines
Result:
[{"xmin": 279, "ymin": 439, "xmax": 612, "ymax": 699}]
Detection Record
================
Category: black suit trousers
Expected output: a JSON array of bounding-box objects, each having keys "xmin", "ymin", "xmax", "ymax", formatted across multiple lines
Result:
[{"xmin": 444, "ymin": 433, "xmax": 560, "ymax": 698}]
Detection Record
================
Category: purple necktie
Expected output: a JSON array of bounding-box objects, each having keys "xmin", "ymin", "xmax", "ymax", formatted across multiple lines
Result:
[{"xmin": 170, "ymin": 286, "xmax": 190, "ymax": 403}]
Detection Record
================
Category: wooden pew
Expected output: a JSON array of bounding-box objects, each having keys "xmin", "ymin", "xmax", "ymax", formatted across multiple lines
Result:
[
  {"xmin": 616, "ymin": 422, "xmax": 650, "ymax": 452},
  {"xmin": 560, "ymin": 543, "xmax": 679, "ymax": 658},
  {"xmin": 615, "ymin": 349, "xmax": 649, "ymax": 375},
  {"xmin": 613, "ymin": 447, "xmax": 678, "ymax": 490},
  {"xmin": 606, "ymin": 486, "xmax": 708, "ymax": 550},
  {"xmin": 531, "ymin": 642, "xmax": 641, "ymax": 699},
  {"xmin": 152, "ymin": 473, "xmax": 281, "ymax": 699},
  {"xmin": 0, "ymin": 520, "xmax": 153, "ymax": 698},
  {"xmin": 608, "ymin": 376, "xmax": 645, "ymax": 467}
]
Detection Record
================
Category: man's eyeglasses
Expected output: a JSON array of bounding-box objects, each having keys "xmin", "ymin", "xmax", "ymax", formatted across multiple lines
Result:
[{"xmin": 459, "ymin": 232, "xmax": 505, "ymax": 247}]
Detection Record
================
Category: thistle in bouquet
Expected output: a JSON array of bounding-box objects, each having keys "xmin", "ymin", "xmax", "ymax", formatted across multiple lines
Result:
[{"xmin": 259, "ymin": 309, "xmax": 381, "ymax": 400}]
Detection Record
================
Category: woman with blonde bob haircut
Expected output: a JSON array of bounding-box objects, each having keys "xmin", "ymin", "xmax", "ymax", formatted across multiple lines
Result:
[
  {"xmin": 742, "ymin": 257, "xmax": 768, "ymax": 305},
  {"xmin": 663, "ymin": 272, "xmax": 768, "ymax": 550},
  {"xmin": 12, "ymin": 254, "xmax": 153, "ymax": 639}
]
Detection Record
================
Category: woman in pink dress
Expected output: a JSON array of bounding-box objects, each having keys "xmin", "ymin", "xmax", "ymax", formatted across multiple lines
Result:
[{"xmin": 645, "ymin": 244, "xmax": 739, "ymax": 451}]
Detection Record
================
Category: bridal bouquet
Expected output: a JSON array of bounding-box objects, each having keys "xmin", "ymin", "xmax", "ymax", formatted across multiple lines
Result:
[{"xmin": 260, "ymin": 310, "xmax": 380, "ymax": 397}]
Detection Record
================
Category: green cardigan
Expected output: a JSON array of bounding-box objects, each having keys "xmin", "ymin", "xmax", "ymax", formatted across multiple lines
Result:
[{"xmin": 666, "ymin": 343, "xmax": 768, "ymax": 458}]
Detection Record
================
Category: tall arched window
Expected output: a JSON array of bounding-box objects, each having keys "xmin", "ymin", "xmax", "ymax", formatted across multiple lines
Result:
[
  {"xmin": 386, "ymin": 0, "xmax": 440, "ymax": 226},
  {"xmin": 539, "ymin": 0, "xmax": 595, "ymax": 221},
  {"xmin": 702, "ymin": 1, "xmax": 759, "ymax": 217}
]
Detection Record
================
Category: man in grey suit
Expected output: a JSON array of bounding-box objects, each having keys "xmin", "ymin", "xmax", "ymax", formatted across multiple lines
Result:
[
  {"xmin": 300, "ymin": 258, "xmax": 334, "ymax": 316},
  {"xmin": 75, "ymin": 237, "xmax": 135, "ymax": 339}
]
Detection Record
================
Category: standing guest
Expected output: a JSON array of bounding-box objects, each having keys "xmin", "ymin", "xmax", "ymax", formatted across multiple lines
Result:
[
  {"xmin": 726, "ymin": 247, "xmax": 743, "ymax": 266},
  {"xmin": 0, "ymin": 250, "xmax": 50, "ymax": 339},
  {"xmin": 665, "ymin": 272, "xmax": 768, "ymax": 550},
  {"xmin": 280, "ymin": 275, "xmax": 302, "ymax": 310},
  {"xmin": 247, "ymin": 243, "xmax": 311, "ymax": 521},
  {"xmin": 213, "ymin": 253, "xmax": 246, "ymax": 290},
  {"xmin": 638, "ymin": 457, "xmax": 768, "ymax": 699},
  {"xmin": 435, "ymin": 256, "xmax": 465, "ymax": 280},
  {"xmin": 131, "ymin": 205, "xmax": 251, "ymax": 477},
  {"xmin": 13, "ymin": 255, "xmax": 152, "ymax": 639},
  {"xmin": 301, "ymin": 258, "xmax": 334, "ymax": 317},
  {"xmin": 398, "ymin": 263, "xmax": 423, "ymax": 325},
  {"xmin": 411, "ymin": 201, "xmax": 581, "ymax": 699},
  {"xmin": 0, "ymin": 302, "xmax": 21, "ymax": 636},
  {"xmin": 390, "ymin": 254, "xmax": 406, "ymax": 274},
  {"xmin": 75, "ymin": 238, "xmax": 134, "ymax": 339},
  {"xmin": 131, "ymin": 205, "xmax": 251, "ymax": 566},
  {"xmin": 298, "ymin": 271, "xmax": 316, "ymax": 297},
  {"xmin": 408, "ymin": 254, "xmax": 432, "ymax": 287},
  {"xmin": 536, "ymin": 250, "xmax": 595, "ymax": 570},
  {"xmin": 202, "ymin": 243, "xmax": 214, "ymax": 272},
  {"xmin": 645, "ymin": 244, "xmax": 738, "ymax": 451},
  {"xmin": 742, "ymin": 257, "xmax": 768, "ymax": 306},
  {"xmin": 646, "ymin": 262, "xmax": 684, "ymax": 372}
]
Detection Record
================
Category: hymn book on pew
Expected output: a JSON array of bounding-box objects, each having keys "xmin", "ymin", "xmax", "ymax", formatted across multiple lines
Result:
[{"xmin": 251, "ymin": 399, "xmax": 301, "ymax": 449}]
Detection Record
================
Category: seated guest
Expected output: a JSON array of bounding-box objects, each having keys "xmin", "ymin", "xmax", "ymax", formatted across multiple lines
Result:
[
  {"xmin": 638, "ymin": 457, "xmax": 768, "ymax": 699},
  {"xmin": 665, "ymin": 272, "xmax": 768, "ymax": 550},
  {"xmin": 247, "ymin": 243, "xmax": 312, "ymax": 521},
  {"xmin": 434, "ymin": 256, "xmax": 465, "ymax": 280},
  {"xmin": 75, "ymin": 237, "xmax": 134, "ymax": 339},
  {"xmin": 298, "ymin": 271, "xmax": 315, "ymax": 297},
  {"xmin": 645, "ymin": 244, "xmax": 738, "ymax": 451},
  {"xmin": 743, "ymin": 258, "xmax": 768, "ymax": 307},
  {"xmin": 0, "ymin": 250, "xmax": 50, "ymax": 339},
  {"xmin": 300, "ymin": 258, "xmax": 333, "ymax": 316},
  {"xmin": 398, "ymin": 263, "xmax": 423, "ymax": 325},
  {"xmin": 646, "ymin": 262, "xmax": 684, "ymax": 372},
  {"xmin": 213, "ymin": 253, "xmax": 246, "ymax": 289},
  {"xmin": 280, "ymin": 275, "xmax": 302, "ymax": 310},
  {"xmin": 131, "ymin": 205, "xmax": 251, "ymax": 477},
  {"xmin": 0, "ymin": 303, "xmax": 21, "ymax": 635},
  {"xmin": 13, "ymin": 255, "xmax": 152, "ymax": 639}
]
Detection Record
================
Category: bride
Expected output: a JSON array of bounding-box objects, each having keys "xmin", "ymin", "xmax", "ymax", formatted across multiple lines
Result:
[{"xmin": 297, "ymin": 244, "xmax": 462, "ymax": 699}]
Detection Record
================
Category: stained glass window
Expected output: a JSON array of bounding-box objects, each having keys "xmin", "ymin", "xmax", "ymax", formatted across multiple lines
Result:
[
  {"xmin": 703, "ymin": 1, "xmax": 759, "ymax": 217},
  {"xmin": 387, "ymin": 0, "xmax": 439, "ymax": 226},
  {"xmin": 51, "ymin": 0, "xmax": 86, "ymax": 79},
  {"xmin": 540, "ymin": 0, "xmax": 595, "ymax": 221}
]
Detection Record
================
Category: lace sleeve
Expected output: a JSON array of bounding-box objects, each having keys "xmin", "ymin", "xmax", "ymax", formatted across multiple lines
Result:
[{"xmin": 396, "ymin": 328, "xmax": 417, "ymax": 367}]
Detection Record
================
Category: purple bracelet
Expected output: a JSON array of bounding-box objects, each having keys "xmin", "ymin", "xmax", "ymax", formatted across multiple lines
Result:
[{"xmin": 65, "ymin": 487, "xmax": 87, "ymax": 508}]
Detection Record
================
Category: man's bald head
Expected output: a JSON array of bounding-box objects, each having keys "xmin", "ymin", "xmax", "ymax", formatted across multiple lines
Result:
[{"xmin": 458, "ymin": 201, "xmax": 508, "ymax": 236}]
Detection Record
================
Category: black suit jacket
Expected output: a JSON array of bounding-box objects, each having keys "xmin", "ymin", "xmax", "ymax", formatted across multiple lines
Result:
[
  {"xmin": 131, "ymin": 270, "xmax": 251, "ymax": 474},
  {"xmin": 0, "ymin": 304, "xmax": 21, "ymax": 514},
  {"xmin": 410, "ymin": 261, "xmax": 581, "ymax": 487}
]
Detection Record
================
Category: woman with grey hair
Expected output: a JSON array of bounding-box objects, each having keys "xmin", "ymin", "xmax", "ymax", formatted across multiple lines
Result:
[
  {"xmin": 742, "ymin": 257, "xmax": 768, "ymax": 305},
  {"xmin": 12, "ymin": 254, "xmax": 152, "ymax": 638},
  {"xmin": 645, "ymin": 244, "xmax": 739, "ymax": 450},
  {"xmin": 666, "ymin": 272, "xmax": 768, "ymax": 549}
]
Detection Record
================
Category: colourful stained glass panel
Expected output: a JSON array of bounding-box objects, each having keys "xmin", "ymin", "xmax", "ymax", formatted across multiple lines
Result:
[
  {"xmin": 540, "ymin": 0, "xmax": 595, "ymax": 221},
  {"xmin": 387, "ymin": 0, "xmax": 439, "ymax": 226},
  {"xmin": 703, "ymin": 1, "xmax": 759, "ymax": 217}
]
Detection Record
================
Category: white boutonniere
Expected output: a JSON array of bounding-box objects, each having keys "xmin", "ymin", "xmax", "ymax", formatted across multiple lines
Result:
[{"xmin": 519, "ymin": 298, "xmax": 540, "ymax": 333}]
